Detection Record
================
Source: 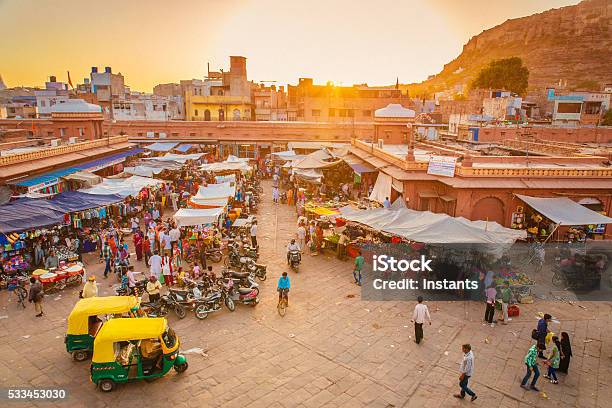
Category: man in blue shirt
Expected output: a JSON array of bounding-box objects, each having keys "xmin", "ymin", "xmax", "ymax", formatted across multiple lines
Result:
[{"xmin": 277, "ymin": 272, "xmax": 290, "ymax": 306}]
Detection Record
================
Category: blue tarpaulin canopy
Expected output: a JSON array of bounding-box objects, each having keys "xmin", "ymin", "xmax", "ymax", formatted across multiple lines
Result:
[
  {"xmin": 14, "ymin": 148, "xmax": 144, "ymax": 188},
  {"xmin": 145, "ymin": 142, "xmax": 179, "ymax": 152},
  {"xmin": 175, "ymin": 144, "xmax": 192, "ymax": 153},
  {"xmin": 0, "ymin": 191, "xmax": 123, "ymax": 233}
]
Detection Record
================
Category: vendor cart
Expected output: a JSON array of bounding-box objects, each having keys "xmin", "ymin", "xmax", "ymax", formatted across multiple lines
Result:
[{"xmin": 37, "ymin": 264, "xmax": 85, "ymax": 293}]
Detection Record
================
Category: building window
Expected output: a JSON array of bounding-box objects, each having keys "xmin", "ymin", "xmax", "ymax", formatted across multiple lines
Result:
[
  {"xmin": 218, "ymin": 90, "xmax": 224, "ymax": 96},
  {"xmin": 328, "ymin": 108, "xmax": 335, "ymax": 117},
  {"xmin": 339, "ymin": 109, "xmax": 347, "ymax": 117},
  {"xmin": 195, "ymin": 109, "xmax": 199, "ymax": 117},
  {"xmin": 219, "ymin": 109, "xmax": 225, "ymax": 121},
  {"xmin": 172, "ymin": 132, "xmax": 179, "ymax": 137},
  {"xmin": 362, "ymin": 110, "xmax": 372, "ymax": 117},
  {"xmin": 60, "ymin": 128, "xmax": 67, "ymax": 137},
  {"xmin": 189, "ymin": 132, "xmax": 196, "ymax": 136},
  {"xmin": 312, "ymin": 109, "xmax": 321, "ymax": 117},
  {"xmin": 204, "ymin": 109, "xmax": 211, "ymax": 121},
  {"xmin": 47, "ymin": 131, "xmax": 54, "ymax": 137},
  {"xmin": 78, "ymin": 128, "xmax": 85, "ymax": 137},
  {"xmin": 347, "ymin": 109, "xmax": 355, "ymax": 118},
  {"xmin": 40, "ymin": 100, "xmax": 46, "ymax": 107}
]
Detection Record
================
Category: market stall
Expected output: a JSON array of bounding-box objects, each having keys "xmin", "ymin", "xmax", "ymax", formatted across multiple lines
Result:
[{"xmin": 173, "ymin": 208, "xmax": 224, "ymax": 228}]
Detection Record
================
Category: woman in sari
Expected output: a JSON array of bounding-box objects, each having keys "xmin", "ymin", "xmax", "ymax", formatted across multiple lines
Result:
[{"xmin": 134, "ymin": 232, "xmax": 143, "ymax": 262}]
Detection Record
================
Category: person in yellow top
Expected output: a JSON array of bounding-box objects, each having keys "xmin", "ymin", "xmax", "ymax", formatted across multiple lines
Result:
[
  {"xmin": 146, "ymin": 275, "xmax": 162, "ymax": 302},
  {"xmin": 82, "ymin": 275, "xmax": 99, "ymax": 298}
]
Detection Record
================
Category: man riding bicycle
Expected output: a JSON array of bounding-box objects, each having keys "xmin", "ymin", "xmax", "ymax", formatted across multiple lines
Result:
[{"xmin": 277, "ymin": 272, "xmax": 290, "ymax": 306}]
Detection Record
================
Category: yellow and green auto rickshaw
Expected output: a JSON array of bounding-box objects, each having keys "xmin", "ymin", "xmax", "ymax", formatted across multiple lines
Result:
[
  {"xmin": 90, "ymin": 317, "xmax": 188, "ymax": 392},
  {"xmin": 66, "ymin": 296, "xmax": 140, "ymax": 361}
]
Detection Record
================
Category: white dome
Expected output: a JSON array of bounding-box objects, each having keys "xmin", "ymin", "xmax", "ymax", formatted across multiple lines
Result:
[
  {"xmin": 375, "ymin": 103, "xmax": 415, "ymax": 118},
  {"xmin": 51, "ymin": 99, "xmax": 102, "ymax": 113}
]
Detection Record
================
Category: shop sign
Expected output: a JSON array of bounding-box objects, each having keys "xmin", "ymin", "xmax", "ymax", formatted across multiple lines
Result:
[
  {"xmin": 427, "ymin": 156, "xmax": 456, "ymax": 178},
  {"xmin": 28, "ymin": 178, "xmax": 59, "ymax": 193}
]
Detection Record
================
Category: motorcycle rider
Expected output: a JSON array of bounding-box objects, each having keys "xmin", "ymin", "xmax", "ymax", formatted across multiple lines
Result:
[
  {"xmin": 287, "ymin": 239, "xmax": 301, "ymax": 265},
  {"xmin": 277, "ymin": 272, "xmax": 290, "ymax": 306}
]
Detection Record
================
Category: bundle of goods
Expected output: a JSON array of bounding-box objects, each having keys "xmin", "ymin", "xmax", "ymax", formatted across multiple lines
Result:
[
  {"xmin": 3, "ymin": 255, "xmax": 30, "ymax": 272},
  {"xmin": 495, "ymin": 267, "xmax": 535, "ymax": 286},
  {"xmin": 55, "ymin": 246, "xmax": 79, "ymax": 262}
]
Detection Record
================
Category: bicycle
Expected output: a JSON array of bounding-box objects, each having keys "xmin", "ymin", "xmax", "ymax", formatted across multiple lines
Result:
[
  {"xmin": 7, "ymin": 277, "xmax": 28, "ymax": 309},
  {"xmin": 277, "ymin": 289, "xmax": 288, "ymax": 317}
]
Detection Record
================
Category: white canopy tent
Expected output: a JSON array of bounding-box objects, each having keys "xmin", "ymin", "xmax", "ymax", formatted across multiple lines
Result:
[
  {"xmin": 200, "ymin": 158, "xmax": 251, "ymax": 173},
  {"xmin": 368, "ymin": 172, "xmax": 392, "ymax": 204},
  {"xmin": 173, "ymin": 208, "xmax": 224, "ymax": 227},
  {"xmin": 124, "ymin": 166, "xmax": 166, "ymax": 178},
  {"xmin": 516, "ymin": 194, "xmax": 612, "ymax": 225},
  {"xmin": 144, "ymin": 142, "xmax": 179, "ymax": 152},
  {"xmin": 144, "ymin": 153, "xmax": 203, "ymax": 163},
  {"xmin": 339, "ymin": 206, "xmax": 526, "ymax": 244},
  {"xmin": 195, "ymin": 182, "xmax": 235, "ymax": 199},
  {"xmin": 80, "ymin": 175, "xmax": 164, "ymax": 197},
  {"xmin": 188, "ymin": 196, "xmax": 229, "ymax": 209}
]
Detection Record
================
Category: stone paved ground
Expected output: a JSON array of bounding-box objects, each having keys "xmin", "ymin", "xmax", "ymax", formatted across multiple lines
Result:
[{"xmin": 1, "ymin": 181, "xmax": 611, "ymax": 408}]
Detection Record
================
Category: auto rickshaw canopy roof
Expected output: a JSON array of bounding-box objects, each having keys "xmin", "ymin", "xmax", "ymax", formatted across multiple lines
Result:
[
  {"xmin": 92, "ymin": 318, "xmax": 168, "ymax": 363},
  {"xmin": 67, "ymin": 296, "xmax": 139, "ymax": 335}
]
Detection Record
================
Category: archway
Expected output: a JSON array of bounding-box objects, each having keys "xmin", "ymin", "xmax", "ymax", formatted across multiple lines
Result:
[
  {"xmin": 218, "ymin": 109, "xmax": 225, "ymax": 121},
  {"xmin": 472, "ymin": 196, "xmax": 506, "ymax": 226},
  {"xmin": 204, "ymin": 109, "xmax": 211, "ymax": 121},
  {"xmin": 233, "ymin": 109, "xmax": 241, "ymax": 120}
]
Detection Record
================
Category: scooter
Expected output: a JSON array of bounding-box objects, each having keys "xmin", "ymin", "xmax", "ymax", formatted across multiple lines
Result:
[
  {"xmin": 218, "ymin": 268, "xmax": 260, "ymax": 295},
  {"xmin": 288, "ymin": 250, "xmax": 301, "ymax": 272},
  {"xmin": 224, "ymin": 278, "xmax": 259, "ymax": 307}
]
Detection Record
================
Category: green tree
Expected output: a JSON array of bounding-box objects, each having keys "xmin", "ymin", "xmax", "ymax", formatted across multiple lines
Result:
[{"xmin": 471, "ymin": 57, "xmax": 529, "ymax": 95}]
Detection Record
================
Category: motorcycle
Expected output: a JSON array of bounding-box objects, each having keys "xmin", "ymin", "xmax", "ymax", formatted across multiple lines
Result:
[
  {"xmin": 218, "ymin": 269, "xmax": 260, "ymax": 295},
  {"xmin": 114, "ymin": 279, "xmax": 147, "ymax": 296},
  {"xmin": 244, "ymin": 258, "xmax": 267, "ymax": 281},
  {"xmin": 225, "ymin": 244, "xmax": 258, "ymax": 268},
  {"xmin": 288, "ymin": 250, "xmax": 301, "ymax": 272},
  {"xmin": 225, "ymin": 278, "xmax": 259, "ymax": 307},
  {"xmin": 140, "ymin": 294, "xmax": 186, "ymax": 319},
  {"xmin": 194, "ymin": 289, "xmax": 233, "ymax": 319}
]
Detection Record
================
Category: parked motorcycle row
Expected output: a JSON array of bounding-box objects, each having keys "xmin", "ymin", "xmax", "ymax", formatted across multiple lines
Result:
[{"xmin": 116, "ymin": 234, "xmax": 267, "ymax": 321}]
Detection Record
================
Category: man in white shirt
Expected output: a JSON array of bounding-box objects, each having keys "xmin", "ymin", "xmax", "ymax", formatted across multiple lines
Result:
[
  {"xmin": 169, "ymin": 226, "xmax": 181, "ymax": 246},
  {"xmin": 411, "ymin": 296, "xmax": 431, "ymax": 344},
  {"xmin": 250, "ymin": 221, "xmax": 258, "ymax": 248},
  {"xmin": 160, "ymin": 230, "xmax": 172, "ymax": 257},
  {"xmin": 131, "ymin": 217, "xmax": 139, "ymax": 233},
  {"xmin": 296, "ymin": 224, "xmax": 306, "ymax": 253},
  {"xmin": 455, "ymin": 344, "xmax": 477, "ymax": 401},
  {"xmin": 148, "ymin": 251, "xmax": 162, "ymax": 279},
  {"xmin": 287, "ymin": 239, "xmax": 300, "ymax": 264}
]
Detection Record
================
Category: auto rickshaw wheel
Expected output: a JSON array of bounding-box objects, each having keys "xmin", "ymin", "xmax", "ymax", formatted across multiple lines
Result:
[
  {"xmin": 99, "ymin": 379, "xmax": 115, "ymax": 392},
  {"xmin": 174, "ymin": 362, "xmax": 188, "ymax": 373},
  {"xmin": 72, "ymin": 350, "xmax": 89, "ymax": 362}
]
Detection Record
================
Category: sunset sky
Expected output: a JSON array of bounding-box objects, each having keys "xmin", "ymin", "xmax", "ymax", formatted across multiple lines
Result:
[{"xmin": 0, "ymin": 0, "xmax": 580, "ymax": 92}]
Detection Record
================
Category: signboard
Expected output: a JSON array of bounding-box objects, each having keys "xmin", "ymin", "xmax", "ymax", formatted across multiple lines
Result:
[
  {"xmin": 28, "ymin": 178, "xmax": 60, "ymax": 193},
  {"xmin": 427, "ymin": 155, "xmax": 457, "ymax": 178}
]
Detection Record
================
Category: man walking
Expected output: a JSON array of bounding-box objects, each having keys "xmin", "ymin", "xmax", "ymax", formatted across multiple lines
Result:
[
  {"xmin": 353, "ymin": 250, "xmax": 364, "ymax": 285},
  {"xmin": 28, "ymin": 277, "xmax": 44, "ymax": 317},
  {"xmin": 411, "ymin": 296, "xmax": 431, "ymax": 344},
  {"xmin": 454, "ymin": 344, "xmax": 477, "ymax": 401},
  {"xmin": 250, "ymin": 220, "xmax": 258, "ymax": 248},
  {"xmin": 521, "ymin": 343, "xmax": 545, "ymax": 391},
  {"xmin": 102, "ymin": 240, "xmax": 112, "ymax": 278},
  {"xmin": 500, "ymin": 281, "xmax": 512, "ymax": 325}
]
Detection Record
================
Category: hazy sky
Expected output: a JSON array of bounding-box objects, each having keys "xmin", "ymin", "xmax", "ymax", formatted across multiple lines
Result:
[{"xmin": 0, "ymin": 0, "xmax": 580, "ymax": 92}]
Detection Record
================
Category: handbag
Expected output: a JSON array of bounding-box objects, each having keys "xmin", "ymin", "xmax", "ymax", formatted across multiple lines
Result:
[{"xmin": 531, "ymin": 329, "xmax": 539, "ymax": 340}]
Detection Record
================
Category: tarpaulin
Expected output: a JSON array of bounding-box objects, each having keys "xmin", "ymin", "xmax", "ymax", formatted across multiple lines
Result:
[
  {"xmin": 81, "ymin": 176, "xmax": 164, "ymax": 197},
  {"xmin": 369, "ymin": 172, "xmax": 392, "ymax": 204},
  {"xmin": 516, "ymin": 194, "xmax": 612, "ymax": 226},
  {"xmin": 175, "ymin": 144, "xmax": 193, "ymax": 153},
  {"xmin": 0, "ymin": 200, "xmax": 64, "ymax": 233},
  {"xmin": 195, "ymin": 182, "xmax": 235, "ymax": 199},
  {"xmin": 339, "ymin": 206, "xmax": 526, "ymax": 244},
  {"xmin": 49, "ymin": 191, "xmax": 123, "ymax": 212},
  {"xmin": 145, "ymin": 142, "xmax": 179, "ymax": 152},
  {"xmin": 144, "ymin": 153, "xmax": 203, "ymax": 163},
  {"xmin": 173, "ymin": 208, "xmax": 224, "ymax": 227}
]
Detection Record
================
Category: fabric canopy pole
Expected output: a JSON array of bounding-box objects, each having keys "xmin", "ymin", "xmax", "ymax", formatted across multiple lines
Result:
[{"xmin": 369, "ymin": 172, "xmax": 392, "ymax": 204}]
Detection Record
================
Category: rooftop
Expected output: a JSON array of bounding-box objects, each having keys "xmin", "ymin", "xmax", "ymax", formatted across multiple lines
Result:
[{"xmin": 50, "ymin": 99, "xmax": 102, "ymax": 114}]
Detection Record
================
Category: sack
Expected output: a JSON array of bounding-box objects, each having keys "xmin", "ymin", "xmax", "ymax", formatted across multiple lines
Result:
[
  {"xmin": 531, "ymin": 329, "xmax": 539, "ymax": 340},
  {"xmin": 159, "ymin": 274, "xmax": 165, "ymax": 284}
]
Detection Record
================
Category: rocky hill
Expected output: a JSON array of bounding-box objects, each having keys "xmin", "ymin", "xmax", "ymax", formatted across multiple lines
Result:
[{"xmin": 417, "ymin": 0, "xmax": 611, "ymax": 93}]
